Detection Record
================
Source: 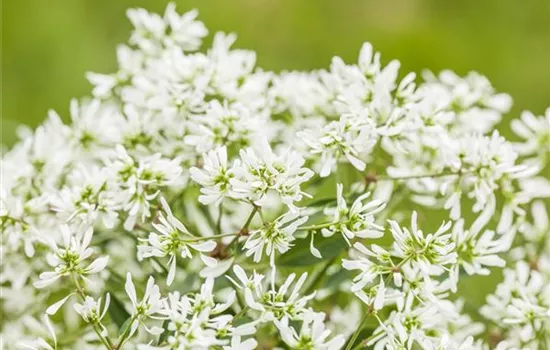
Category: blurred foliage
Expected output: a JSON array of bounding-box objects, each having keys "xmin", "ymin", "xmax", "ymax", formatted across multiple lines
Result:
[{"xmin": 2, "ymin": 0, "xmax": 549, "ymax": 145}]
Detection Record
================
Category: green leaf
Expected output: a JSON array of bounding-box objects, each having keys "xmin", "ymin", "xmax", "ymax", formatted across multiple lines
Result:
[
  {"xmin": 279, "ymin": 234, "xmax": 348, "ymax": 266},
  {"xmin": 346, "ymin": 326, "xmax": 377, "ymax": 349},
  {"xmin": 324, "ymin": 268, "xmax": 353, "ymax": 290},
  {"xmin": 107, "ymin": 292, "xmax": 130, "ymax": 329}
]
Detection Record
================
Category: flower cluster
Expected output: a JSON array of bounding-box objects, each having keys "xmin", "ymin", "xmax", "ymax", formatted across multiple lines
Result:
[{"xmin": 2, "ymin": 4, "xmax": 549, "ymax": 350}]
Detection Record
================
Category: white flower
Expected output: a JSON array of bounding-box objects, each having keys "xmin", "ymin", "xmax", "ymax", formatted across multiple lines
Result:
[
  {"xmin": 227, "ymin": 265, "xmax": 265, "ymax": 311},
  {"xmin": 244, "ymin": 211, "xmax": 308, "ymax": 265},
  {"xmin": 445, "ymin": 131, "xmax": 523, "ymax": 212},
  {"xmin": 127, "ymin": 4, "xmax": 207, "ymax": 55},
  {"xmin": 66, "ymin": 98, "xmax": 121, "ymax": 153},
  {"xmin": 104, "ymin": 145, "xmax": 182, "ymax": 230},
  {"xmin": 261, "ymin": 271, "xmax": 315, "ymax": 321},
  {"xmin": 190, "ymin": 146, "xmax": 236, "ymax": 205},
  {"xmin": 452, "ymin": 219, "xmax": 509, "ymax": 280},
  {"xmin": 127, "ymin": 7, "xmax": 167, "ymax": 54},
  {"xmin": 231, "ymin": 139, "xmax": 314, "ymax": 210},
  {"xmin": 275, "ymin": 311, "xmax": 345, "ymax": 350},
  {"xmin": 481, "ymin": 261, "xmax": 550, "ymax": 346},
  {"xmin": 511, "ymin": 108, "xmax": 550, "ymax": 160},
  {"xmin": 512, "ymin": 201, "xmax": 550, "ymax": 265},
  {"xmin": 125, "ymin": 273, "xmax": 165, "ymax": 337},
  {"xmin": 148, "ymin": 304, "xmax": 221, "ymax": 349},
  {"xmin": 270, "ymin": 71, "xmax": 332, "ymax": 118},
  {"xmin": 137, "ymin": 197, "xmax": 216, "ymax": 285},
  {"xmin": 325, "ymin": 301, "xmax": 362, "ymax": 338},
  {"xmin": 342, "ymin": 242, "xmax": 403, "ymax": 310},
  {"xmin": 3, "ymin": 3, "xmax": 550, "ymax": 349},
  {"xmin": 34, "ymin": 225, "xmax": 109, "ymax": 290},
  {"xmin": 355, "ymin": 277, "xmax": 388, "ymax": 311},
  {"xmin": 321, "ymin": 183, "xmax": 385, "ymax": 244},
  {"xmin": 185, "ymin": 101, "xmax": 260, "ymax": 154},
  {"xmin": 343, "ymin": 243, "xmax": 391, "ymax": 291},
  {"xmin": 422, "ymin": 69, "xmax": 512, "ymax": 133},
  {"xmin": 368, "ymin": 295, "xmax": 448, "ymax": 350},
  {"xmin": 188, "ymin": 277, "xmax": 236, "ymax": 316},
  {"xmin": 503, "ymin": 298, "xmax": 550, "ymax": 326},
  {"xmin": 2, "ymin": 112, "xmax": 71, "ymax": 198},
  {"xmin": 154, "ymin": 278, "xmax": 238, "ymax": 348},
  {"xmin": 0, "ymin": 187, "xmax": 42, "ymax": 257},
  {"xmin": 162, "ymin": 5, "xmax": 208, "ymax": 51},
  {"xmin": 87, "ymin": 44, "xmax": 145, "ymax": 98},
  {"xmin": 519, "ymin": 200, "xmax": 549, "ymax": 243},
  {"xmin": 49, "ymin": 165, "xmax": 119, "ymax": 228},
  {"xmin": 73, "ymin": 294, "xmax": 111, "ymax": 325},
  {"xmin": 228, "ymin": 266, "xmax": 315, "ymax": 321},
  {"xmin": 422, "ymin": 335, "xmax": 484, "ymax": 350},
  {"xmin": 389, "ymin": 212, "xmax": 456, "ymax": 281},
  {"xmin": 298, "ymin": 115, "xmax": 377, "ymax": 177}
]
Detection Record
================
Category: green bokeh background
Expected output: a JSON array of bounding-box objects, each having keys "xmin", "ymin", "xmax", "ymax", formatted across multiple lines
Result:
[{"xmin": 2, "ymin": 0, "xmax": 549, "ymax": 146}]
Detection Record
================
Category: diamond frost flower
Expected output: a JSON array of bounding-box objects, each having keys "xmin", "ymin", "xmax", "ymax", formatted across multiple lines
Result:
[{"xmin": 3, "ymin": 4, "xmax": 550, "ymax": 350}]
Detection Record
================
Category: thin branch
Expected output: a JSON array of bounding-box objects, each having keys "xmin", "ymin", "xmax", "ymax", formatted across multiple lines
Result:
[
  {"xmin": 377, "ymin": 169, "xmax": 469, "ymax": 181},
  {"xmin": 345, "ymin": 309, "xmax": 373, "ymax": 350}
]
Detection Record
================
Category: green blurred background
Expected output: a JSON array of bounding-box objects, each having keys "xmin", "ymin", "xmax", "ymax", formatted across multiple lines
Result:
[{"xmin": 2, "ymin": 0, "xmax": 549, "ymax": 146}]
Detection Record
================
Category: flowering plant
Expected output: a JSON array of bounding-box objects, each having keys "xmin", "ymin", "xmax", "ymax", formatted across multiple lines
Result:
[{"xmin": 2, "ymin": 4, "xmax": 549, "ymax": 350}]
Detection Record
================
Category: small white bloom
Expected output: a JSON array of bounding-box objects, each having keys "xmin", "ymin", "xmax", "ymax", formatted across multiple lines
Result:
[
  {"xmin": 390, "ymin": 212, "xmax": 456, "ymax": 281},
  {"xmin": 231, "ymin": 139, "xmax": 314, "ymax": 211},
  {"xmin": 125, "ymin": 273, "xmax": 165, "ymax": 337},
  {"xmin": 298, "ymin": 115, "xmax": 377, "ymax": 177},
  {"xmin": 452, "ymin": 219, "xmax": 509, "ymax": 279},
  {"xmin": 73, "ymin": 294, "xmax": 111, "ymax": 325},
  {"xmin": 322, "ymin": 183, "xmax": 385, "ymax": 244},
  {"xmin": 244, "ymin": 211, "xmax": 308, "ymax": 265},
  {"xmin": 34, "ymin": 225, "xmax": 109, "ymax": 290},
  {"xmin": 275, "ymin": 311, "xmax": 345, "ymax": 350},
  {"xmin": 190, "ymin": 146, "xmax": 236, "ymax": 206},
  {"xmin": 138, "ymin": 197, "xmax": 216, "ymax": 285},
  {"xmin": 262, "ymin": 271, "xmax": 315, "ymax": 321},
  {"xmin": 227, "ymin": 265, "xmax": 265, "ymax": 312},
  {"xmin": 511, "ymin": 108, "xmax": 550, "ymax": 160}
]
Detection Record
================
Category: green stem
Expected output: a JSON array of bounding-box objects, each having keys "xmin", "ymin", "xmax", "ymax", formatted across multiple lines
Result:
[
  {"xmin": 243, "ymin": 206, "xmax": 259, "ymax": 230},
  {"xmin": 114, "ymin": 315, "xmax": 138, "ymax": 349},
  {"xmin": 344, "ymin": 259, "xmax": 412, "ymax": 350},
  {"xmin": 216, "ymin": 205, "xmax": 223, "ymax": 235},
  {"xmin": 384, "ymin": 256, "xmax": 411, "ymax": 286},
  {"xmin": 352, "ymin": 332, "xmax": 378, "ymax": 350},
  {"xmin": 378, "ymin": 169, "xmax": 469, "ymax": 181},
  {"xmin": 233, "ymin": 306, "xmax": 249, "ymax": 320},
  {"xmin": 345, "ymin": 310, "xmax": 372, "ymax": 350},
  {"xmin": 93, "ymin": 324, "xmax": 114, "ymax": 350},
  {"xmin": 182, "ymin": 206, "xmax": 260, "ymax": 245},
  {"xmin": 225, "ymin": 206, "xmax": 260, "ymax": 252},
  {"xmin": 182, "ymin": 232, "xmax": 237, "ymax": 243}
]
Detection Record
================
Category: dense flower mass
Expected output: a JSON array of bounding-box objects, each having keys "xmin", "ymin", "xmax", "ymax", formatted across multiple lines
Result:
[{"xmin": 2, "ymin": 4, "xmax": 550, "ymax": 350}]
